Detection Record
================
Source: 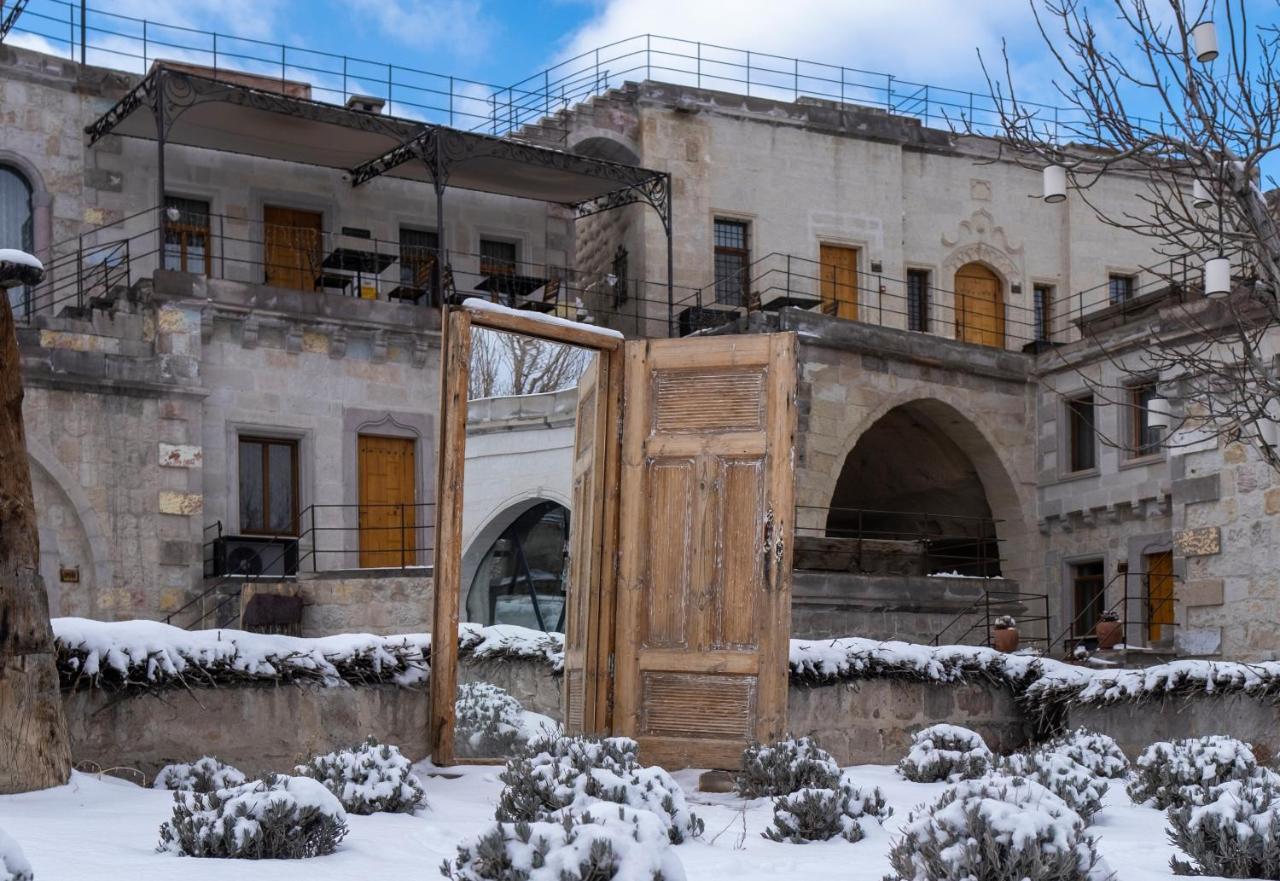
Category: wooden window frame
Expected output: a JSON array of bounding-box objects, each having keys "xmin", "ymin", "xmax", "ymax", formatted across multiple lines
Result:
[
  {"xmin": 479, "ymin": 237, "xmax": 519, "ymax": 277},
  {"xmin": 1128, "ymin": 382, "xmax": 1163, "ymax": 459},
  {"xmin": 163, "ymin": 196, "xmax": 213, "ymax": 276},
  {"xmin": 1066, "ymin": 394, "xmax": 1097, "ymax": 473},
  {"xmin": 430, "ymin": 306, "xmax": 624, "ymax": 766},
  {"xmin": 237, "ymin": 435, "xmax": 300, "ymax": 536},
  {"xmin": 713, "ymin": 218, "xmax": 751, "ymax": 306}
]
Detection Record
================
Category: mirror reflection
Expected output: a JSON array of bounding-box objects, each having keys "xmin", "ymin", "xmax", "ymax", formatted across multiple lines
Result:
[{"xmin": 454, "ymin": 327, "xmax": 598, "ymax": 760}]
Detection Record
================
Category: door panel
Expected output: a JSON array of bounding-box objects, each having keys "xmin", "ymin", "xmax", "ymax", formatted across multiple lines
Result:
[
  {"xmin": 264, "ymin": 206, "xmax": 322, "ymax": 292},
  {"xmin": 358, "ymin": 435, "xmax": 416, "ymax": 568},
  {"xmin": 562, "ymin": 356, "xmax": 609, "ymax": 734},
  {"xmin": 955, "ymin": 262, "xmax": 1004, "ymax": 347},
  {"xmin": 820, "ymin": 244, "xmax": 858, "ymax": 321},
  {"xmin": 615, "ymin": 333, "xmax": 796, "ymax": 769},
  {"xmin": 1146, "ymin": 550, "xmax": 1175, "ymax": 642}
]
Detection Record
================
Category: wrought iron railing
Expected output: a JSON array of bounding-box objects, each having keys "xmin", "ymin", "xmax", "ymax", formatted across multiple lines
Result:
[
  {"xmin": 930, "ymin": 587, "xmax": 1052, "ymax": 651},
  {"xmin": 1045, "ymin": 570, "xmax": 1180, "ymax": 657},
  {"xmin": 172, "ymin": 501, "xmax": 437, "ymax": 630},
  {"xmin": 5, "ymin": 2, "xmax": 1156, "ymax": 144}
]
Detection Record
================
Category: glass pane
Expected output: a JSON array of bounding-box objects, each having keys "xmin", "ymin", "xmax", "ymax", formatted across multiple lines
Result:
[
  {"xmin": 187, "ymin": 233, "xmax": 207, "ymax": 274},
  {"xmin": 455, "ymin": 328, "xmax": 599, "ymax": 760},
  {"xmin": 267, "ymin": 443, "xmax": 296, "ymax": 533},
  {"xmin": 238, "ymin": 441, "xmax": 264, "ymax": 531}
]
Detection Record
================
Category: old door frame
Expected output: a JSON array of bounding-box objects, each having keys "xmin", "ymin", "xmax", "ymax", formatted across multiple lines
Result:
[{"xmin": 429, "ymin": 304, "xmax": 624, "ymax": 765}]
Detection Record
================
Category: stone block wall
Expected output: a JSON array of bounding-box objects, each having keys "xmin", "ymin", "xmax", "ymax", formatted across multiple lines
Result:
[
  {"xmin": 293, "ymin": 571, "xmax": 433, "ymax": 636},
  {"xmin": 1067, "ymin": 696, "xmax": 1280, "ymax": 761}
]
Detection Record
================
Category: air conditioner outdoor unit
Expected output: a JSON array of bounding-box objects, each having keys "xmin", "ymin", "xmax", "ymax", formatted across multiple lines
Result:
[{"xmin": 209, "ymin": 535, "xmax": 299, "ymax": 578}]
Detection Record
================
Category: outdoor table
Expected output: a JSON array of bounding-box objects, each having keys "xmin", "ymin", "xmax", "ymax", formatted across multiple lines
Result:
[
  {"xmin": 320, "ymin": 247, "xmax": 397, "ymax": 298},
  {"xmin": 473, "ymin": 273, "xmax": 548, "ymax": 306},
  {"xmin": 758, "ymin": 291, "xmax": 821, "ymax": 311}
]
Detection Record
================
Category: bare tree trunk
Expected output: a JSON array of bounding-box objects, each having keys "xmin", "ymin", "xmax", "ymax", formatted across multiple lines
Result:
[{"xmin": 0, "ymin": 293, "xmax": 71, "ymax": 793}]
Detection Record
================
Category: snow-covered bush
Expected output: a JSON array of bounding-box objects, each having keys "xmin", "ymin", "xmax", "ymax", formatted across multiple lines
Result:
[
  {"xmin": 441, "ymin": 807, "xmax": 685, "ymax": 881},
  {"xmin": 762, "ymin": 783, "xmax": 890, "ymax": 844},
  {"xmin": 494, "ymin": 734, "xmax": 702, "ymax": 844},
  {"xmin": 455, "ymin": 682, "xmax": 526, "ymax": 759},
  {"xmin": 897, "ymin": 724, "xmax": 993, "ymax": 783},
  {"xmin": 152, "ymin": 756, "xmax": 247, "ymax": 793},
  {"xmin": 1126, "ymin": 736, "xmax": 1260, "ymax": 809},
  {"xmin": 295, "ymin": 737, "xmax": 425, "ymax": 814},
  {"xmin": 735, "ymin": 735, "xmax": 842, "ymax": 798},
  {"xmin": 1041, "ymin": 728, "xmax": 1129, "ymax": 779},
  {"xmin": 0, "ymin": 826, "xmax": 32, "ymax": 881},
  {"xmin": 1001, "ymin": 749, "xmax": 1107, "ymax": 822},
  {"xmin": 1168, "ymin": 778, "xmax": 1280, "ymax": 878},
  {"xmin": 885, "ymin": 774, "xmax": 1112, "ymax": 881},
  {"xmin": 157, "ymin": 773, "xmax": 348, "ymax": 859}
]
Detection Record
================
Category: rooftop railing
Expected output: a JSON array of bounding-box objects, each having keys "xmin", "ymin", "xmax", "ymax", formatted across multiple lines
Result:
[{"xmin": 4, "ymin": 2, "xmax": 1148, "ymax": 142}]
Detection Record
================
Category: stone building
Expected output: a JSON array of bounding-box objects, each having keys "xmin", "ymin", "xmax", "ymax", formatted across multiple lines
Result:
[{"xmin": 4, "ymin": 32, "xmax": 1273, "ymax": 660}]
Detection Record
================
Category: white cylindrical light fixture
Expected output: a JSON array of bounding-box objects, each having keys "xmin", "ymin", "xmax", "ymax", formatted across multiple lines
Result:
[
  {"xmin": 1204, "ymin": 256, "xmax": 1231, "ymax": 298},
  {"xmin": 1043, "ymin": 164, "xmax": 1067, "ymax": 203},
  {"xmin": 1263, "ymin": 398, "xmax": 1280, "ymax": 447},
  {"xmin": 1146, "ymin": 396, "xmax": 1172, "ymax": 428},
  {"xmin": 1192, "ymin": 21, "xmax": 1219, "ymax": 62},
  {"xmin": 1192, "ymin": 179, "xmax": 1212, "ymax": 209}
]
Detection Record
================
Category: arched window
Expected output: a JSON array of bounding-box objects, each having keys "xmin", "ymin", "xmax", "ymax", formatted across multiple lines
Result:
[
  {"xmin": 465, "ymin": 501, "xmax": 570, "ymax": 631},
  {"xmin": 1, "ymin": 165, "xmax": 34, "ymax": 311}
]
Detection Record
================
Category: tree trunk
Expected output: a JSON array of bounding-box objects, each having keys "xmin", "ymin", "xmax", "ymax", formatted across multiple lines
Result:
[{"xmin": 0, "ymin": 292, "xmax": 71, "ymax": 793}]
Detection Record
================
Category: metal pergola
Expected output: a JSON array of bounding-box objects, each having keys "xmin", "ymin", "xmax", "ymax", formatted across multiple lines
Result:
[{"xmin": 85, "ymin": 63, "xmax": 675, "ymax": 329}]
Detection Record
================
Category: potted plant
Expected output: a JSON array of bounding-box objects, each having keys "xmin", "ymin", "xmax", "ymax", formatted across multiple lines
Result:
[
  {"xmin": 991, "ymin": 615, "xmax": 1019, "ymax": 652},
  {"xmin": 1095, "ymin": 610, "xmax": 1123, "ymax": 650}
]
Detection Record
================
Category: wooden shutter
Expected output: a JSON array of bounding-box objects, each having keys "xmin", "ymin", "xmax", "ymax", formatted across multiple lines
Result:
[
  {"xmin": 358, "ymin": 435, "xmax": 416, "ymax": 567},
  {"xmin": 1146, "ymin": 551, "xmax": 1175, "ymax": 641},
  {"xmin": 264, "ymin": 206, "xmax": 322, "ymax": 292},
  {"xmin": 614, "ymin": 333, "xmax": 797, "ymax": 769},
  {"xmin": 955, "ymin": 263, "xmax": 1005, "ymax": 347},
  {"xmin": 819, "ymin": 244, "xmax": 858, "ymax": 320},
  {"xmin": 562, "ymin": 356, "xmax": 610, "ymax": 733}
]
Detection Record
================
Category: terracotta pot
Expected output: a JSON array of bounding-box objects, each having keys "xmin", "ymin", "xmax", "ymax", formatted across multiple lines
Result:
[
  {"xmin": 1095, "ymin": 619, "xmax": 1123, "ymax": 650},
  {"xmin": 992, "ymin": 626, "xmax": 1019, "ymax": 653}
]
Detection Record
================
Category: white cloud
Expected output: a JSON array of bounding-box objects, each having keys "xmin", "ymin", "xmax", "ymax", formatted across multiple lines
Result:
[{"xmin": 344, "ymin": 0, "xmax": 495, "ymax": 56}]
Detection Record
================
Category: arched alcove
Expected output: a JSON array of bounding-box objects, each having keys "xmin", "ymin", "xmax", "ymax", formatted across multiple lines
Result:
[
  {"xmin": 461, "ymin": 498, "xmax": 570, "ymax": 631},
  {"xmin": 826, "ymin": 399, "xmax": 1017, "ymax": 576}
]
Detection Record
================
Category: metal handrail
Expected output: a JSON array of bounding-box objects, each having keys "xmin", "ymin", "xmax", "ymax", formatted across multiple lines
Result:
[
  {"xmin": 1045, "ymin": 569, "xmax": 1180, "ymax": 656},
  {"xmin": 172, "ymin": 500, "xmax": 436, "ymax": 630},
  {"xmin": 930, "ymin": 588, "xmax": 1052, "ymax": 649}
]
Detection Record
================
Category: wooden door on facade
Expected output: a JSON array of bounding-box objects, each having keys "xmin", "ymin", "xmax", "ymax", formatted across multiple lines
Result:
[
  {"xmin": 562, "ymin": 357, "xmax": 609, "ymax": 734},
  {"xmin": 819, "ymin": 244, "xmax": 858, "ymax": 320},
  {"xmin": 955, "ymin": 262, "xmax": 1004, "ymax": 347},
  {"xmin": 358, "ymin": 435, "xmax": 416, "ymax": 568},
  {"xmin": 1146, "ymin": 550, "xmax": 1175, "ymax": 642},
  {"xmin": 614, "ymin": 333, "xmax": 797, "ymax": 769},
  {"xmin": 263, "ymin": 205, "xmax": 322, "ymax": 292}
]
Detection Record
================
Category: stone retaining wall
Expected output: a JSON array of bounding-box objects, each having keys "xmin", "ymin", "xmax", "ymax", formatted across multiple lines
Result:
[{"xmin": 1066, "ymin": 696, "xmax": 1280, "ymax": 761}]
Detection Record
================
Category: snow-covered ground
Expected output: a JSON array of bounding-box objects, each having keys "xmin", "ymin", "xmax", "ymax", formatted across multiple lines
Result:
[{"xmin": 0, "ymin": 760, "xmax": 1210, "ymax": 880}]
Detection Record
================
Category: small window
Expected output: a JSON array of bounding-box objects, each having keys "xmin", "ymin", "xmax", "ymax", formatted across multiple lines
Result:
[
  {"xmin": 906, "ymin": 269, "xmax": 930, "ymax": 332},
  {"xmin": 1108, "ymin": 273, "xmax": 1135, "ymax": 305},
  {"xmin": 713, "ymin": 219, "xmax": 750, "ymax": 306},
  {"xmin": 1067, "ymin": 394, "xmax": 1097, "ymax": 472},
  {"xmin": 163, "ymin": 197, "xmax": 212, "ymax": 275},
  {"xmin": 1071, "ymin": 559, "xmax": 1107, "ymax": 637},
  {"xmin": 1130, "ymin": 383, "xmax": 1164, "ymax": 457},
  {"xmin": 1, "ymin": 164, "xmax": 34, "ymax": 313},
  {"xmin": 479, "ymin": 239, "xmax": 518, "ymax": 277},
  {"xmin": 239, "ymin": 437, "xmax": 299, "ymax": 535},
  {"xmin": 399, "ymin": 227, "xmax": 438, "ymax": 287},
  {"xmin": 1033, "ymin": 283, "xmax": 1054, "ymax": 342}
]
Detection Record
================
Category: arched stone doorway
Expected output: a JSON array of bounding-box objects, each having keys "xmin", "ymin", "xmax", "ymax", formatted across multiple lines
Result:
[
  {"xmin": 462, "ymin": 499, "xmax": 570, "ymax": 631},
  {"xmin": 954, "ymin": 262, "xmax": 1004, "ymax": 347},
  {"xmin": 826, "ymin": 399, "xmax": 1016, "ymax": 577}
]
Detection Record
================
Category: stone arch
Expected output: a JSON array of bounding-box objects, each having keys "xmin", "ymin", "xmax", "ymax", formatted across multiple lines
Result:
[
  {"xmin": 26, "ymin": 442, "xmax": 115, "ymax": 617},
  {"xmin": 824, "ymin": 396, "xmax": 1029, "ymax": 580},
  {"xmin": 569, "ymin": 129, "xmax": 641, "ymax": 166},
  {"xmin": 0, "ymin": 149, "xmax": 53, "ymax": 261},
  {"xmin": 460, "ymin": 494, "xmax": 571, "ymax": 630}
]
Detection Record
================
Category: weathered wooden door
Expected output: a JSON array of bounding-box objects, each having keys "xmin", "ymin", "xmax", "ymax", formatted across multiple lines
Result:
[
  {"xmin": 562, "ymin": 356, "xmax": 610, "ymax": 733},
  {"xmin": 614, "ymin": 333, "xmax": 797, "ymax": 769},
  {"xmin": 819, "ymin": 244, "xmax": 858, "ymax": 320},
  {"xmin": 358, "ymin": 435, "xmax": 416, "ymax": 568},
  {"xmin": 264, "ymin": 205, "xmax": 322, "ymax": 292},
  {"xmin": 955, "ymin": 262, "xmax": 1004, "ymax": 347},
  {"xmin": 1146, "ymin": 550, "xmax": 1174, "ymax": 642}
]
